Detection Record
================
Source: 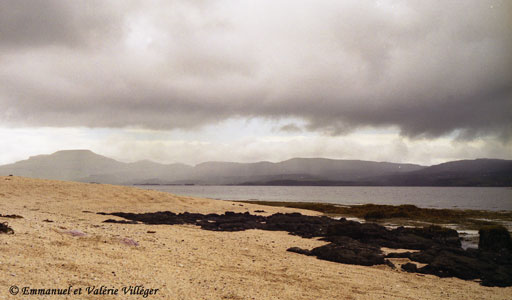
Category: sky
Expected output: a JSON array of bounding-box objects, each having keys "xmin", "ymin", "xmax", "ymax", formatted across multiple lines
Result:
[{"xmin": 0, "ymin": 0, "xmax": 511, "ymax": 166}]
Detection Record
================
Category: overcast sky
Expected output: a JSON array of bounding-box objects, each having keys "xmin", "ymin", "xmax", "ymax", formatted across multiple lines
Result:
[{"xmin": 1, "ymin": 0, "xmax": 511, "ymax": 166}]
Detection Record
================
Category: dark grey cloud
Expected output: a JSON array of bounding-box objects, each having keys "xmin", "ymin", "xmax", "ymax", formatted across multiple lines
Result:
[
  {"xmin": 0, "ymin": 0, "xmax": 510, "ymax": 140},
  {"xmin": 0, "ymin": 0, "xmax": 122, "ymax": 49}
]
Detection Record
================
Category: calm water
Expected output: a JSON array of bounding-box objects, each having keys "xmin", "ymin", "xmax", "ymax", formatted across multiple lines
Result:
[{"xmin": 134, "ymin": 185, "xmax": 512, "ymax": 211}]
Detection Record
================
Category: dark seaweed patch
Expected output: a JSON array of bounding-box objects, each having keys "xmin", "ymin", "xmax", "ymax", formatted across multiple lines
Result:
[{"xmin": 237, "ymin": 201, "xmax": 512, "ymax": 229}]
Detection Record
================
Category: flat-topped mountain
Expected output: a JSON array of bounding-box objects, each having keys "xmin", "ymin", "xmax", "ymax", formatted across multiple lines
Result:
[
  {"xmin": 0, "ymin": 150, "xmax": 124, "ymax": 181},
  {"xmin": 0, "ymin": 150, "xmax": 510, "ymax": 186}
]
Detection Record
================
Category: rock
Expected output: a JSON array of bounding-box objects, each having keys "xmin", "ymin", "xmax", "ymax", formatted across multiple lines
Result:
[
  {"xmin": 103, "ymin": 219, "xmax": 139, "ymax": 224},
  {"xmin": 0, "ymin": 222, "xmax": 14, "ymax": 234},
  {"xmin": 0, "ymin": 214, "xmax": 23, "ymax": 219},
  {"xmin": 326, "ymin": 220, "xmax": 390, "ymax": 241},
  {"xmin": 265, "ymin": 213, "xmax": 335, "ymax": 238},
  {"xmin": 401, "ymin": 245, "xmax": 512, "ymax": 287},
  {"xmin": 384, "ymin": 259, "xmax": 396, "ymax": 269},
  {"xmin": 401, "ymin": 262, "xmax": 418, "ymax": 272},
  {"xmin": 385, "ymin": 252, "xmax": 413, "ymax": 259},
  {"xmin": 311, "ymin": 236, "xmax": 385, "ymax": 266},
  {"xmin": 405, "ymin": 225, "xmax": 461, "ymax": 248},
  {"xmin": 478, "ymin": 225, "xmax": 512, "ymax": 251},
  {"xmin": 121, "ymin": 238, "xmax": 139, "ymax": 246},
  {"xmin": 414, "ymin": 248, "xmax": 483, "ymax": 280},
  {"xmin": 66, "ymin": 230, "xmax": 86, "ymax": 237},
  {"xmin": 287, "ymin": 247, "xmax": 312, "ymax": 255},
  {"xmin": 386, "ymin": 226, "xmax": 461, "ymax": 250},
  {"xmin": 325, "ymin": 222, "xmax": 461, "ymax": 250}
]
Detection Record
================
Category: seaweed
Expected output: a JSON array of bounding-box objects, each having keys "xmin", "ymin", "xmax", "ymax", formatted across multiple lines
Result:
[{"xmin": 237, "ymin": 201, "xmax": 512, "ymax": 229}]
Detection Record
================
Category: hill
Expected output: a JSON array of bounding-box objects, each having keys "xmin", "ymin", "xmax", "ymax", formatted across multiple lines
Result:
[{"xmin": 0, "ymin": 150, "xmax": 510, "ymax": 186}]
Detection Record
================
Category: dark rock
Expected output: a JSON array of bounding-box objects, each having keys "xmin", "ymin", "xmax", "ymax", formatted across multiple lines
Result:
[
  {"xmin": 325, "ymin": 222, "xmax": 461, "ymax": 251},
  {"xmin": 0, "ymin": 222, "xmax": 13, "ymax": 234},
  {"xmin": 0, "ymin": 214, "xmax": 23, "ymax": 219},
  {"xmin": 412, "ymin": 226, "xmax": 461, "ymax": 248},
  {"xmin": 103, "ymin": 219, "xmax": 139, "ymax": 224},
  {"xmin": 479, "ymin": 225, "xmax": 512, "ymax": 251},
  {"xmin": 385, "ymin": 252, "xmax": 413, "ymax": 259},
  {"xmin": 414, "ymin": 248, "xmax": 483, "ymax": 280},
  {"xmin": 287, "ymin": 247, "xmax": 312, "ymax": 255},
  {"xmin": 403, "ymin": 246, "xmax": 512, "ymax": 287},
  {"xmin": 401, "ymin": 262, "xmax": 418, "ymax": 272},
  {"xmin": 389, "ymin": 226, "xmax": 461, "ymax": 250},
  {"xmin": 326, "ymin": 220, "xmax": 390, "ymax": 240},
  {"xmin": 311, "ymin": 236, "xmax": 385, "ymax": 266},
  {"xmin": 384, "ymin": 259, "xmax": 396, "ymax": 269},
  {"xmin": 265, "ymin": 213, "xmax": 335, "ymax": 238}
]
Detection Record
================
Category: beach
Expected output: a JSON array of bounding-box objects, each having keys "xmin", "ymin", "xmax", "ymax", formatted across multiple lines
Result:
[{"xmin": 1, "ymin": 176, "xmax": 511, "ymax": 300}]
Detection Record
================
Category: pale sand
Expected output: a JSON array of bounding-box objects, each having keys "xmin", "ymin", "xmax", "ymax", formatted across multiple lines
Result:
[{"xmin": 0, "ymin": 176, "xmax": 510, "ymax": 300}]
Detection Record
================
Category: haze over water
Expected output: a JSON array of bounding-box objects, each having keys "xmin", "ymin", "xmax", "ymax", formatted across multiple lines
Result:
[{"xmin": 135, "ymin": 185, "xmax": 512, "ymax": 211}]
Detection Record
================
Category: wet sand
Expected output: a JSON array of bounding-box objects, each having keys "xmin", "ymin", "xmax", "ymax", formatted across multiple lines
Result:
[{"xmin": 1, "ymin": 176, "xmax": 510, "ymax": 300}]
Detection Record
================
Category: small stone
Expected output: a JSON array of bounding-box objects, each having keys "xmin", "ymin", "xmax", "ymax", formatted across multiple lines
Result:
[
  {"xmin": 66, "ymin": 230, "xmax": 86, "ymax": 237},
  {"xmin": 121, "ymin": 238, "xmax": 139, "ymax": 246}
]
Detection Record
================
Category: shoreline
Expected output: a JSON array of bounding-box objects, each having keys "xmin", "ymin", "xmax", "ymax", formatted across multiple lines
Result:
[{"xmin": 236, "ymin": 200, "xmax": 512, "ymax": 249}]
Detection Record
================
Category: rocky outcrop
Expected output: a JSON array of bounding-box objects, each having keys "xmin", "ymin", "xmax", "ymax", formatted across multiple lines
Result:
[
  {"xmin": 396, "ymin": 246, "xmax": 512, "ymax": 287},
  {"xmin": 311, "ymin": 236, "xmax": 385, "ymax": 266},
  {"xmin": 100, "ymin": 210, "xmax": 512, "ymax": 287}
]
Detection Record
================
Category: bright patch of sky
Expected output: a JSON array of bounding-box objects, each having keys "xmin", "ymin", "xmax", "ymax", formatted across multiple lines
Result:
[{"xmin": 1, "ymin": 120, "xmax": 510, "ymax": 166}]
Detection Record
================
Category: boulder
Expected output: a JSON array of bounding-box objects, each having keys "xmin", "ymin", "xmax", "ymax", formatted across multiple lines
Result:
[{"xmin": 479, "ymin": 225, "xmax": 512, "ymax": 251}]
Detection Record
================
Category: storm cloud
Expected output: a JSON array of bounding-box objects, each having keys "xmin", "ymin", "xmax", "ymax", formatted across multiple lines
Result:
[{"xmin": 1, "ymin": 0, "xmax": 511, "ymax": 139}]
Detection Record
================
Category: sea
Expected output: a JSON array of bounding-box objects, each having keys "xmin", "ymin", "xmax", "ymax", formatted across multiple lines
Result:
[
  {"xmin": 134, "ymin": 185, "xmax": 512, "ymax": 211},
  {"xmin": 134, "ymin": 185, "xmax": 512, "ymax": 249}
]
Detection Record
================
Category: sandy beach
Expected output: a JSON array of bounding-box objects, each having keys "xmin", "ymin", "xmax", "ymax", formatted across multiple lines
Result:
[{"xmin": 0, "ymin": 176, "xmax": 510, "ymax": 300}]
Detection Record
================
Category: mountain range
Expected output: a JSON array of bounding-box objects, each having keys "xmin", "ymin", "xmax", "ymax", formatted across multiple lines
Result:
[{"xmin": 0, "ymin": 150, "xmax": 511, "ymax": 186}]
